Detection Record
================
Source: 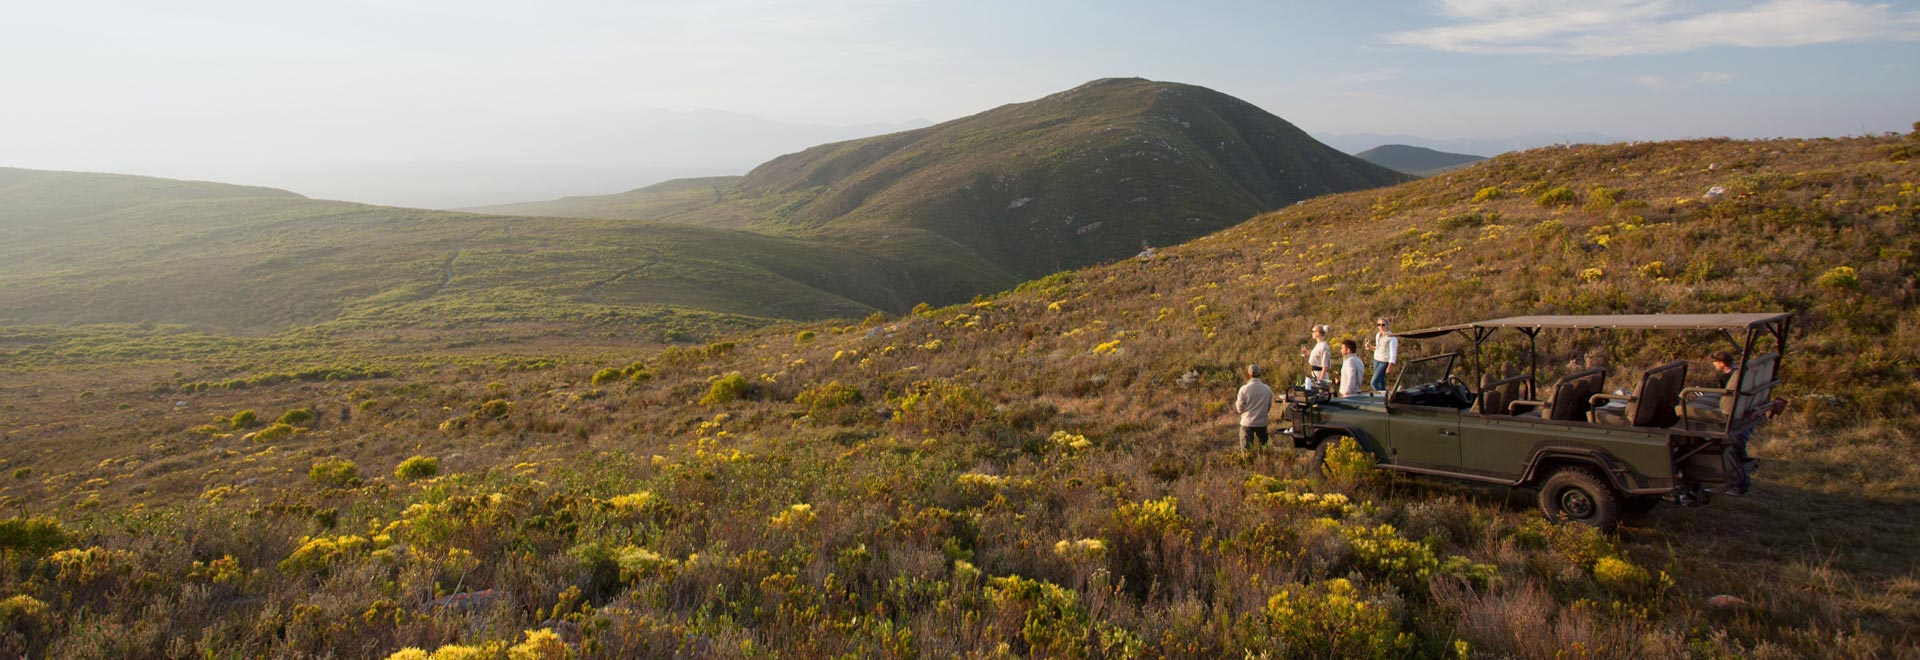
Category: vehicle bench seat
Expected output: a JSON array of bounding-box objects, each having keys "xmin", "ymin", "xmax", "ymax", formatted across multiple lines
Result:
[
  {"xmin": 1590, "ymin": 360, "xmax": 1687, "ymax": 427},
  {"xmin": 1510, "ymin": 368, "xmax": 1605, "ymax": 421},
  {"xmin": 1476, "ymin": 373, "xmax": 1530, "ymax": 416}
]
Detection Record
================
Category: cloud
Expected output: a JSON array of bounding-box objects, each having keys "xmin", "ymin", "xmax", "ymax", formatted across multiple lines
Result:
[
  {"xmin": 1630, "ymin": 71, "xmax": 1736, "ymax": 88},
  {"xmin": 1389, "ymin": 0, "xmax": 1920, "ymax": 55}
]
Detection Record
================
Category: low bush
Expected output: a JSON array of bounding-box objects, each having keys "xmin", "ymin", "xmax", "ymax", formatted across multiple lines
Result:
[
  {"xmin": 395, "ymin": 455, "xmax": 439, "ymax": 480},
  {"xmin": 229, "ymin": 409, "xmax": 258, "ymax": 429},
  {"xmin": 276, "ymin": 408, "xmax": 314, "ymax": 426},
  {"xmin": 699, "ymin": 372, "xmax": 754, "ymax": 406},
  {"xmin": 308, "ymin": 459, "xmax": 360, "ymax": 488},
  {"xmin": 1536, "ymin": 186, "xmax": 1577, "ymax": 207}
]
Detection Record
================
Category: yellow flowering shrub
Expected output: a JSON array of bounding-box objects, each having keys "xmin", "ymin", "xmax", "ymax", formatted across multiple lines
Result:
[{"xmin": 1264, "ymin": 579, "xmax": 1413, "ymax": 658}]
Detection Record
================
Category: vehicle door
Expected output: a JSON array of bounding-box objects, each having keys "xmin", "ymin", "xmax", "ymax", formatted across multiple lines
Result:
[{"xmin": 1385, "ymin": 354, "xmax": 1462, "ymax": 468}]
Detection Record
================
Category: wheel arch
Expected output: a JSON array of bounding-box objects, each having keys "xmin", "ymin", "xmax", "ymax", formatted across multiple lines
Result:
[{"xmin": 1522, "ymin": 448, "xmax": 1632, "ymax": 493}]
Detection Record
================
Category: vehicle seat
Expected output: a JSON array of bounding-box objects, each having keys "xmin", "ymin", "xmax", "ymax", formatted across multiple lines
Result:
[
  {"xmin": 1510, "ymin": 368, "xmax": 1605, "ymax": 421},
  {"xmin": 1476, "ymin": 373, "xmax": 1529, "ymax": 416},
  {"xmin": 1676, "ymin": 352, "xmax": 1781, "ymax": 430},
  {"xmin": 1589, "ymin": 360, "xmax": 1688, "ymax": 427}
]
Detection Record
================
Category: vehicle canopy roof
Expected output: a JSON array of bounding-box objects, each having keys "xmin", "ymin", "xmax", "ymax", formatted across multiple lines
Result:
[{"xmin": 1395, "ymin": 313, "xmax": 1791, "ymax": 339}]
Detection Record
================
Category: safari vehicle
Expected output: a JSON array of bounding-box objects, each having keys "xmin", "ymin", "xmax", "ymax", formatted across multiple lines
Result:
[{"xmin": 1279, "ymin": 313, "xmax": 1790, "ymax": 530}]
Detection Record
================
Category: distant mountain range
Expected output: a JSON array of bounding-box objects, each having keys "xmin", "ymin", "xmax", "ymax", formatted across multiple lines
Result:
[
  {"xmin": 1354, "ymin": 144, "xmax": 1486, "ymax": 176},
  {"xmin": 1, "ymin": 79, "xmax": 1407, "ymax": 339},
  {"xmin": 1316, "ymin": 132, "xmax": 1626, "ymax": 158}
]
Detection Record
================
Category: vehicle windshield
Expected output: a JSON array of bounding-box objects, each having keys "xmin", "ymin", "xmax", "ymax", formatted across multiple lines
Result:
[{"xmin": 1395, "ymin": 353, "xmax": 1457, "ymax": 391}]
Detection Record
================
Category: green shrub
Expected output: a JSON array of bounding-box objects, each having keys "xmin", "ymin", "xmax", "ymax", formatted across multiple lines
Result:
[
  {"xmin": 795, "ymin": 330, "xmax": 816, "ymax": 343},
  {"xmin": 629, "ymin": 369, "xmax": 654, "ymax": 385},
  {"xmin": 1262, "ymin": 578, "xmax": 1413, "ymax": 657},
  {"xmin": 252, "ymin": 423, "xmax": 297, "ymax": 443},
  {"xmin": 796, "ymin": 380, "xmax": 863, "ymax": 419},
  {"xmin": 1593, "ymin": 555, "xmax": 1651, "ymax": 593},
  {"xmin": 889, "ymin": 379, "xmax": 992, "ymax": 432},
  {"xmin": 1322, "ymin": 436, "xmax": 1377, "ymax": 485},
  {"xmin": 276, "ymin": 408, "xmax": 314, "ymax": 426},
  {"xmin": 985, "ymin": 575, "xmax": 1088, "ymax": 658},
  {"xmin": 0, "ymin": 594, "xmax": 48, "ymax": 627},
  {"xmin": 308, "ymin": 458, "xmax": 360, "ymax": 488},
  {"xmin": 278, "ymin": 534, "xmax": 369, "ymax": 573},
  {"xmin": 0, "ymin": 516, "xmax": 67, "ymax": 556},
  {"xmin": 1536, "ymin": 186, "xmax": 1577, "ymax": 207},
  {"xmin": 1817, "ymin": 266, "xmax": 1860, "ymax": 290},
  {"xmin": 1438, "ymin": 212, "xmax": 1485, "ymax": 230},
  {"xmin": 477, "ymin": 399, "xmax": 512, "ymax": 418},
  {"xmin": 1585, "ymin": 186, "xmax": 1621, "ymax": 212},
  {"xmin": 395, "ymin": 455, "xmax": 439, "ymax": 480},
  {"xmin": 700, "ymin": 372, "xmax": 753, "ymax": 406},
  {"xmin": 229, "ymin": 410, "xmax": 258, "ymax": 429},
  {"xmin": 590, "ymin": 368, "xmax": 622, "ymax": 387}
]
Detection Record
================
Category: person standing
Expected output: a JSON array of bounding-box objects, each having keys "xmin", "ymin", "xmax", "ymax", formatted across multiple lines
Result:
[
  {"xmin": 1300, "ymin": 324, "xmax": 1332, "ymax": 387},
  {"xmin": 1234, "ymin": 364, "xmax": 1274, "ymax": 452},
  {"xmin": 1369, "ymin": 317, "xmax": 1398, "ymax": 392},
  {"xmin": 1338, "ymin": 340, "xmax": 1366, "ymax": 397}
]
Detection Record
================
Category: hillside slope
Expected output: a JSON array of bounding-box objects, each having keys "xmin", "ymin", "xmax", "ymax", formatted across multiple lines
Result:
[
  {"xmin": 0, "ymin": 169, "xmax": 1015, "ymax": 335},
  {"xmin": 474, "ymin": 78, "xmax": 1410, "ymax": 277},
  {"xmin": 2, "ymin": 132, "xmax": 1916, "ymax": 657},
  {"xmin": 1354, "ymin": 144, "xmax": 1486, "ymax": 176},
  {"xmin": 0, "ymin": 167, "xmax": 303, "ymax": 227}
]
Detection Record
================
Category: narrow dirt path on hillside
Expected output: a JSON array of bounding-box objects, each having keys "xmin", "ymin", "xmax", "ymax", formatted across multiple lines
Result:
[
  {"xmin": 424, "ymin": 248, "xmax": 462, "ymax": 298},
  {"xmin": 580, "ymin": 248, "xmax": 663, "ymax": 304}
]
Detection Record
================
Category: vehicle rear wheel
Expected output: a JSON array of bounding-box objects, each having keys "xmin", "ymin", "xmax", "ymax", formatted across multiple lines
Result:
[
  {"xmin": 1538, "ymin": 467, "xmax": 1622, "ymax": 531},
  {"xmin": 1623, "ymin": 497, "xmax": 1661, "ymax": 515}
]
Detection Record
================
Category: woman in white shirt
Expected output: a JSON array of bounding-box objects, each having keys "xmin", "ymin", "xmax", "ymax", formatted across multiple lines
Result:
[{"xmin": 1301, "ymin": 324, "xmax": 1331, "ymax": 386}]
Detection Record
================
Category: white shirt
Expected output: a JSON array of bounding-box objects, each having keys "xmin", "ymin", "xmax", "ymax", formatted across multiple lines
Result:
[
  {"xmin": 1235, "ymin": 378, "xmax": 1273, "ymax": 427},
  {"xmin": 1340, "ymin": 354, "xmax": 1366, "ymax": 396},
  {"xmin": 1307, "ymin": 340, "xmax": 1331, "ymax": 378},
  {"xmin": 1373, "ymin": 332, "xmax": 1398, "ymax": 364}
]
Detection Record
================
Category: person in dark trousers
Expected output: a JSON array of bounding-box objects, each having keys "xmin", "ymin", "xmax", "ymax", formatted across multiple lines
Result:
[
  {"xmin": 1235, "ymin": 364, "xmax": 1273, "ymax": 452},
  {"xmin": 1709, "ymin": 350, "xmax": 1758, "ymax": 494}
]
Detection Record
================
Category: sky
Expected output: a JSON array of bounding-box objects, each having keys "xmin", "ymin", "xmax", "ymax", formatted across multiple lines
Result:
[{"xmin": 3, "ymin": 0, "xmax": 1917, "ymax": 207}]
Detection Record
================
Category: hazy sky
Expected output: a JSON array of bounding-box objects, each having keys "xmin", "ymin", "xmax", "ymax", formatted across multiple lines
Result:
[{"xmin": 4, "ymin": 0, "xmax": 1917, "ymax": 207}]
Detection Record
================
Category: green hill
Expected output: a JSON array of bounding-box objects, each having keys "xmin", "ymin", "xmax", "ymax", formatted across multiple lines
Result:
[
  {"xmin": 2, "ymin": 130, "xmax": 1917, "ymax": 657},
  {"xmin": 1354, "ymin": 144, "xmax": 1487, "ymax": 176},
  {"xmin": 474, "ymin": 78, "xmax": 1410, "ymax": 277},
  {"xmin": 0, "ymin": 167, "xmax": 304, "ymax": 226},
  {"xmin": 0, "ymin": 169, "xmax": 1014, "ymax": 339}
]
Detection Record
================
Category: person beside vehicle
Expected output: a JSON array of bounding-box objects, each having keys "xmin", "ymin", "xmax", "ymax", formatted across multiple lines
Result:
[
  {"xmin": 1234, "ymin": 364, "xmax": 1273, "ymax": 452},
  {"xmin": 1300, "ymin": 324, "xmax": 1332, "ymax": 387},
  {"xmin": 1368, "ymin": 317, "xmax": 1398, "ymax": 392},
  {"xmin": 1707, "ymin": 350, "xmax": 1756, "ymax": 494},
  {"xmin": 1338, "ymin": 339, "xmax": 1366, "ymax": 397}
]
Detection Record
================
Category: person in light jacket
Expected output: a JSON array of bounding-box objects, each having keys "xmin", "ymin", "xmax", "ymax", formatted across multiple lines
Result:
[
  {"xmin": 1339, "ymin": 340, "xmax": 1366, "ymax": 397},
  {"xmin": 1234, "ymin": 364, "xmax": 1273, "ymax": 452}
]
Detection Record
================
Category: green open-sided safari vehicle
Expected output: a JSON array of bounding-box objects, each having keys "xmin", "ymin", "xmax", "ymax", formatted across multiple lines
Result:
[{"xmin": 1279, "ymin": 313, "xmax": 1791, "ymax": 530}]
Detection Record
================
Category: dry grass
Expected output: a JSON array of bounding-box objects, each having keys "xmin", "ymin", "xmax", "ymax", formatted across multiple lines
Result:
[{"xmin": 0, "ymin": 132, "xmax": 1917, "ymax": 658}]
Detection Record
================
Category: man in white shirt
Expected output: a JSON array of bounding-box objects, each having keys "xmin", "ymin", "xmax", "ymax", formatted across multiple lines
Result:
[
  {"xmin": 1338, "ymin": 340, "xmax": 1366, "ymax": 397},
  {"xmin": 1369, "ymin": 317, "xmax": 1398, "ymax": 392},
  {"xmin": 1234, "ymin": 364, "xmax": 1273, "ymax": 451}
]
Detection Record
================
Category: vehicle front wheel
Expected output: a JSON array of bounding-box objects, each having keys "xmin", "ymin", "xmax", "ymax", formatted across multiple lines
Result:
[{"xmin": 1538, "ymin": 467, "xmax": 1622, "ymax": 531}]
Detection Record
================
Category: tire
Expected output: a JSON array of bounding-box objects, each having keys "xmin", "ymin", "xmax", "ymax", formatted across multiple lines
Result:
[
  {"xmin": 1537, "ymin": 466, "xmax": 1622, "ymax": 531},
  {"xmin": 1308, "ymin": 441, "xmax": 1329, "ymax": 479},
  {"xmin": 1623, "ymin": 497, "xmax": 1661, "ymax": 515}
]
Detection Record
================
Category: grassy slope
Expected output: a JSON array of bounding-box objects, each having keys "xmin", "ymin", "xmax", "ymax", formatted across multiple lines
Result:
[
  {"xmin": 473, "ymin": 78, "xmax": 1411, "ymax": 280},
  {"xmin": 1, "ymin": 134, "xmax": 1916, "ymax": 658},
  {"xmin": 0, "ymin": 170, "xmax": 1022, "ymax": 344}
]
